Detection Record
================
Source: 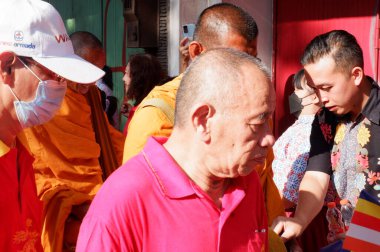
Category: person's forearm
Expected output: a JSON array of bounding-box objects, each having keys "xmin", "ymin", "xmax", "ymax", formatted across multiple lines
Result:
[{"xmin": 293, "ymin": 171, "xmax": 329, "ymax": 232}]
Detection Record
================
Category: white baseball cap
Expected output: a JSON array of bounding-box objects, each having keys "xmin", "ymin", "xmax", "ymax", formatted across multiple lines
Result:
[{"xmin": 0, "ymin": 0, "xmax": 104, "ymax": 84}]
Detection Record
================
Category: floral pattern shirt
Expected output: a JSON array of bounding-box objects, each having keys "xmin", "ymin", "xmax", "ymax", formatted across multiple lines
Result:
[
  {"xmin": 307, "ymin": 79, "xmax": 380, "ymax": 207},
  {"xmin": 273, "ymin": 115, "xmax": 315, "ymax": 204}
]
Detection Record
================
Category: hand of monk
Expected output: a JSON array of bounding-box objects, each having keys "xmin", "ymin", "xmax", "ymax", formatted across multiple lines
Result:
[
  {"xmin": 271, "ymin": 216, "xmax": 304, "ymax": 243},
  {"xmin": 180, "ymin": 37, "xmax": 190, "ymax": 70},
  {"xmin": 180, "ymin": 37, "xmax": 189, "ymax": 57}
]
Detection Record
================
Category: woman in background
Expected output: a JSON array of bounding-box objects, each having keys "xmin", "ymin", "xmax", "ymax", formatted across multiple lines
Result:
[
  {"xmin": 273, "ymin": 69, "xmax": 330, "ymax": 252},
  {"xmin": 273, "ymin": 69, "xmax": 321, "ymax": 209},
  {"xmin": 121, "ymin": 53, "xmax": 166, "ymax": 135}
]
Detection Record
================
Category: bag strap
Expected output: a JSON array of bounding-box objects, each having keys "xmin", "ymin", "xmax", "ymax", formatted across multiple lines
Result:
[{"xmin": 141, "ymin": 98, "xmax": 175, "ymax": 125}]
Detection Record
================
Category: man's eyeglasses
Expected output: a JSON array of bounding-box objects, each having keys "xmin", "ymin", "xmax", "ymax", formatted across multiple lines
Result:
[{"xmin": 18, "ymin": 56, "xmax": 66, "ymax": 83}]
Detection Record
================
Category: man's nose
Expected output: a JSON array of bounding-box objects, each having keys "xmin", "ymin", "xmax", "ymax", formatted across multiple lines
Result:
[
  {"xmin": 261, "ymin": 133, "xmax": 275, "ymax": 148},
  {"xmin": 260, "ymin": 123, "xmax": 275, "ymax": 147},
  {"xmin": 321, "ymin": 96, "xmax": 329, "ymax": 104}
]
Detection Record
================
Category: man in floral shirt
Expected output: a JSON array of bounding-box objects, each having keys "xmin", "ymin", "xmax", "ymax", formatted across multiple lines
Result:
[{"xmin": 272, "ymin": 30, "xmax": 380, "ymax": 242}]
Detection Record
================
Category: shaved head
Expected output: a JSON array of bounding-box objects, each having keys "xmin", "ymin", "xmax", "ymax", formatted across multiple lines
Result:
[
  {"xmin": 70, "ymin": 31, "xmax": 103, "ymax": 59},
  {"xmin": 194, "ymin": 3, "xmax": 258, "ymax": 49},
  {"xmin": 175, "ymin": 48, "xmax": 270, "ymax": 128},
  {"xmin": 69, "ymin": 31, "xmax": 105, "ymax": 92}
]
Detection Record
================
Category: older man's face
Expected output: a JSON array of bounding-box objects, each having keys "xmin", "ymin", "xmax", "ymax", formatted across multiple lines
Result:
[
  {"xmin": 208, "ymin": 65, "xmax": 275, "ymax": 178},
  {"xmin": 10, "ymin": 56, "xmax": 65, "ymax": 102}
]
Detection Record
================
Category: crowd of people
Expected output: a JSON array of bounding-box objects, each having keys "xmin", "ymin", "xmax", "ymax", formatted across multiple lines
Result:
[{"xmin": 1, "ymin": 0, "xmax": 379, "ymax": 252}]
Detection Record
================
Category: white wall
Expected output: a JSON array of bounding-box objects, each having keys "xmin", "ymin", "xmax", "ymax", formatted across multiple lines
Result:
[
  {"xmin": 168, "ymin": 0, "xmax": 215, "ymax": 76},
  {"xmin": 225, "ymin": 0, "xmax": 273, "ymax": 73},
  {"xmin": 168, "ymin": 0, "xmax": 180, "ymax": 76}
]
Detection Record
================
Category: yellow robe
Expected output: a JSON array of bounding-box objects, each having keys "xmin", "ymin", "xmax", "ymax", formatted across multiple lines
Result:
[
  {"xmin": 123, "ymin": 75, "xmax": 181, "ymax": 162},
  {"xmin": 258, "ymin": 147, "xmax": 286, "ymax": 226},
  {"xmin": 258, "ymin": 148, "xmax": 287, "ymax": 252},
  {"xmin": 17, "ymin": 88, "xmax": 125, "ymax": 252}
]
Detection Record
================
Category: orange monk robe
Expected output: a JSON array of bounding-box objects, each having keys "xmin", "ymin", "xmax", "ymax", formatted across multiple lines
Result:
[
  {"xmin": 17, "ymin": 88, "xmax": 125, "ymax": 252},
  {"xmin": 258, "ymin": 147, "xmax": 285, "ymax": 226},
  {"xmin": 256, "ymin": 119, "xmax": 285, "ymax": 226},
  {"xmin": 258, "ymin": 120, "xmax": 286, "ymax": 252},
  {"xmin": 258, "ymin": 147, "xmax": 287, "ymax": 252}
]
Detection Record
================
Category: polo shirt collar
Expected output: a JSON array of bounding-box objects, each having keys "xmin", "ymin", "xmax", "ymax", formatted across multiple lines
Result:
[
  {"xmin": 361, "ymin": 77, "xmax": 380, "ymax": 125},
  {"xmin": 0, "ymin": 140, "xmax": 10, "ymax": 158},
  {"xmin": 142, "ymin": 137, "xmax": 196, "ymax": 199}
]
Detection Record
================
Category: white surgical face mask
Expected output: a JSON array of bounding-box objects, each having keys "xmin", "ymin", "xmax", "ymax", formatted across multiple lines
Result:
[{"xmin": 8, "ymin": 57, "xmax": 67, "ymax": 129}]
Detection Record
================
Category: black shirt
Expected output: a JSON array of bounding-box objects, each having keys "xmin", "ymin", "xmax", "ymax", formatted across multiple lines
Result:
[{"xmin": 307, "ymin": 78, "xmax": 380, "ymax": 204}]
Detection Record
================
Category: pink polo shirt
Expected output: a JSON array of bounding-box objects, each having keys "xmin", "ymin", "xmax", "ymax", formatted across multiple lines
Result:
[{"xmin": 77, "ymin": 137, "xmax": 268, "ymax": 252}]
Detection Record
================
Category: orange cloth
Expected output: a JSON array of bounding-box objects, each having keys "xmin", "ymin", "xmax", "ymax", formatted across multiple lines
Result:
[
  {"xmin": 258, "ymin": 146, "xmax": 286, "ymax": 226},
  {"xmin": 87, "ymin": 86, "xmax": 123, "ymax": 179},
  {"xmin": 259, "ymin": 148, "xmax": 287, "ymax": 252},
  {"xmin": 261, "ymin": 121, "xmax": 286, "ymax": 251},
  {"xmin": 17, "ymin": 88, "xmax": 125, "ymax": 252},
  {"xmin": 268, "ymin": 229, "xmax": 287, "ymax": 252}
]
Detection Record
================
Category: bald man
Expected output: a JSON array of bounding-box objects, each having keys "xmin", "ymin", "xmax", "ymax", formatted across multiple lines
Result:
[
  {"xmin": 77, "ymin": 48, "xmax": 275, "ymax": 251},
  {"xmin": 17, "ymin": 31, "xmax": 125, "ymax": 252},
  {"xmin": 122, "ymin": 3, "xmax": 258, "ymax": 162},
  {"xmin": 122, "ymin": 3, "xmax": 285, "ymax": 232},
  {"xmin": 68, "ymin": 31, "xmax": 107, "ymax": 94}
]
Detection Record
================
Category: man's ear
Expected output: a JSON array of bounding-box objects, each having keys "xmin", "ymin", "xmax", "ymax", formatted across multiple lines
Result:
[
  {"xmin": 0, "ymin": 51, "xmax": 16, "ymax": 83},
  {"xmin": 188, "ymin": 41, "xmax": 205, "ymax": 60},
  {"xmin": 351, "ymin": 66, "xmax": 363, "ymax": 86},
  {"xmin": 191, "ymin": 104, "xmax": 214, "ymax": 143}
]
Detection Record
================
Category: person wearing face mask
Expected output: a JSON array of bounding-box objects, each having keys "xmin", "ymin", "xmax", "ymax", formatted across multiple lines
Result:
[
  {"xmin": 16, "ymin": 31, "xmax": 125, "ymax": 252},
  {"xmin": 272, "ymin": 69, "xmax": 328, "ymax": 251},
  {"xmin": 273, "ymin": 69, "xmax": 321, "ymax": 210},
  {"xmin": 273, "ymin": 30, "xmax": 380, "ymax": 252},
  {"xmin": 0, "ymin": 0, "xmax": 104, "ymax": 251},
  {"xmin": 8, "ymin": 57, "xmax": 68, "ymax": 129}
]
